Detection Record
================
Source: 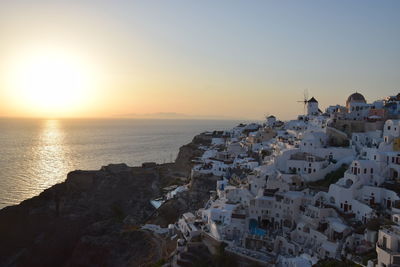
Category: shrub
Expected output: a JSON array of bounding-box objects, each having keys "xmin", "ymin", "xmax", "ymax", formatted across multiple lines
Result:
[{"xmin": 308, "ymin": 164, "xmax": 348, "ymax": 188}]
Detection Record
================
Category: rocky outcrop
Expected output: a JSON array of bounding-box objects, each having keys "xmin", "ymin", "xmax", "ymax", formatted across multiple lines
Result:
[
  {"xmin": 0, "ymin": 135, "xmax": 206, "ymax": 267},
  {"xmin": 66, "ymin": 229, "xmax": 167, "ymax": 267},
  {"xmin": 147, "ymin": 173, "xmax": 220, "ymax": 227}
]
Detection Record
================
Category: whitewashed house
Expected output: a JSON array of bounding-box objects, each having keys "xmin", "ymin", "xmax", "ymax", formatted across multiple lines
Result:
[{"xmin": 376, "ymin": 225, "xmax": 400, "ymax": 267}]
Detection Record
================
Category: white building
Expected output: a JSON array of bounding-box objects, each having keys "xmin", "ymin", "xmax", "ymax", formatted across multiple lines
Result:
[
  {"xmin": 383, "ymin": 119, "xmax": 400, "ymax": 143},
  {"xmin": 178, "ymin": 212, "xmax": 201, "ymax": 241},
  {"xmin": 376, "ymin": 225, "xmax": 400, "ymax": 267}
]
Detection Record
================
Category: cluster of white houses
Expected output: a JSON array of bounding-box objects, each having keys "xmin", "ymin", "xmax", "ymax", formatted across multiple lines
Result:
[{"xmin": 175, "ymin": 92, "xmax": 400, "ymax": 266}]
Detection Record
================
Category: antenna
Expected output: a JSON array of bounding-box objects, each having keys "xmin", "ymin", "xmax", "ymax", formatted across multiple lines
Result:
[{"xmin": 297, "ymin": 89, "xmax": 309, "ymax": 115}]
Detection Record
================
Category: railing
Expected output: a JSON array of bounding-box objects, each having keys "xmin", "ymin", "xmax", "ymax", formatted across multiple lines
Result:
[{"xmin": 377, "ymin": 243, "xmax": 400, "ymax": 255}]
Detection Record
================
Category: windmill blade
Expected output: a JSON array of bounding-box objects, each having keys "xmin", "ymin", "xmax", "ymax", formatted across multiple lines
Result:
[{"xmin": 304, "ymin": 89, "xmax": 309, "ymax": 102}]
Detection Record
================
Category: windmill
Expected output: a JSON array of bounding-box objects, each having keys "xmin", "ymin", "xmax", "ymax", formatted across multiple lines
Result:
[{"xmin": 297, "ymin": 89, "xmax": 309, "ymax": 115}]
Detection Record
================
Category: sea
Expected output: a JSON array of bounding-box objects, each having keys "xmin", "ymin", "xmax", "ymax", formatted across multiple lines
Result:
[{"xmin": 0, "ymin": 118, "xmax": 243, "ymax": 209}]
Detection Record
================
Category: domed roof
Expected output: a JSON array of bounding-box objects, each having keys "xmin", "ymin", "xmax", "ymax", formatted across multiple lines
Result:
[{"xmin": 347, "ymin": 92, "xmax": 366, "ymax": 103}]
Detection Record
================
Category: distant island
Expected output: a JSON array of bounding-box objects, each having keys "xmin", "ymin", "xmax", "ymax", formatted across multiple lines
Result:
[{"xmin": 115, "ymin": 112, "xmax": 250, "ymax": 120}]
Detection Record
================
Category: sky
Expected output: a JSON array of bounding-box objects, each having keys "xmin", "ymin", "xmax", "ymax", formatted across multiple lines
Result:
[{"xmin": 0, "ymin": 0, "xmax": 399, "ymax": 120}]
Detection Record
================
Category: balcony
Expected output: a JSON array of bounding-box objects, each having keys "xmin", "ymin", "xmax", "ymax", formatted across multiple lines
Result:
[{"xmin": 377, "ymin": 242, "xmax": 400, "ymax": 256}]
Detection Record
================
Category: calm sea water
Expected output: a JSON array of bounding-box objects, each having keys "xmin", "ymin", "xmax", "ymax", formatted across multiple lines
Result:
[{"xmin": 0, "ymin": 118, "xmax": 241, "ymax": 209}]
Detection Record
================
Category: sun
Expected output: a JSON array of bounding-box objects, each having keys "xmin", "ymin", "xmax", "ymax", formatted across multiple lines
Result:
[{"xmin": 5, "ymin": 49, "xmax": 95, "ymax": 117}]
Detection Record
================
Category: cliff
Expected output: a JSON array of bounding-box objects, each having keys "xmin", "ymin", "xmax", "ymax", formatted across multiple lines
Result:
[
  {"xmin": 0, "ymin": 134, "xmax": 210, "ymax": 267},
  {"xmin": 146, "ymin": 173, "xmax": 219, "ymax": 227}
]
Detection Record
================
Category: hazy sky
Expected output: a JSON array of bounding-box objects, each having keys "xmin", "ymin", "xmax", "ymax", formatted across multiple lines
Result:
[{"xmin": 0, "ymin": 0, "xmax": 399, "ymax": 120}]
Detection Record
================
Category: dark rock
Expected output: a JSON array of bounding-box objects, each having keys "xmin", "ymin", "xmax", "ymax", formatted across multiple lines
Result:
[
  {"xmin": 142, "ymin": 162, "xmax": 157, "ymax": 169},
  {"xmin": 147, "ymin": 173, "xmax": 220, "ymax": 227},
  {"xmin": 0, "ymin": 135, "xmax": 204, "ymax": 267}
]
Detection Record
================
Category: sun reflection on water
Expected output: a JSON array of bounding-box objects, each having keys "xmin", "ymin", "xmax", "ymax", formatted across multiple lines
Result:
[{"xmin": 31, "ymin": 120, "xmax": 71, "ymax": 193}]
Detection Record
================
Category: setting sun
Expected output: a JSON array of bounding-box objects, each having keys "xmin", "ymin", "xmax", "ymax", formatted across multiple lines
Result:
[{"xmin": 5, "ymin": 48, "xmax": 95, "ymax": 117}]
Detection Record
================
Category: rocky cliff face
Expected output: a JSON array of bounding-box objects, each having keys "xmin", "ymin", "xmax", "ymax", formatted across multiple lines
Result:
[
  {"xmin": 147, "ymin": 173, "xmax": 219, "ymax": 227},
  {"xmin": 146, "ymin": 135, "xmax": 217, "ymax": 227},
  {"xmin": 0, "ymin": 135, "xmax": 207, "ymax": 267}
]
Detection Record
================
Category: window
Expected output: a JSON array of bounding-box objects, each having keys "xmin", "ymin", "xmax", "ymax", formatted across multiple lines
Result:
[
  {"xmin": 388, "ymin": 126, "xmax": 391, "ymax": 130},
  {"xmin": 364, "ymin": 169, "xmax": 367, "ymax": 174}
]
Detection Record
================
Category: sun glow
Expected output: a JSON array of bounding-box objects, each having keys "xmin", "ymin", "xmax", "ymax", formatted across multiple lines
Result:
[{"xmin": 5, "ymin": 48, "xmax": 96, "ymax": 117}]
